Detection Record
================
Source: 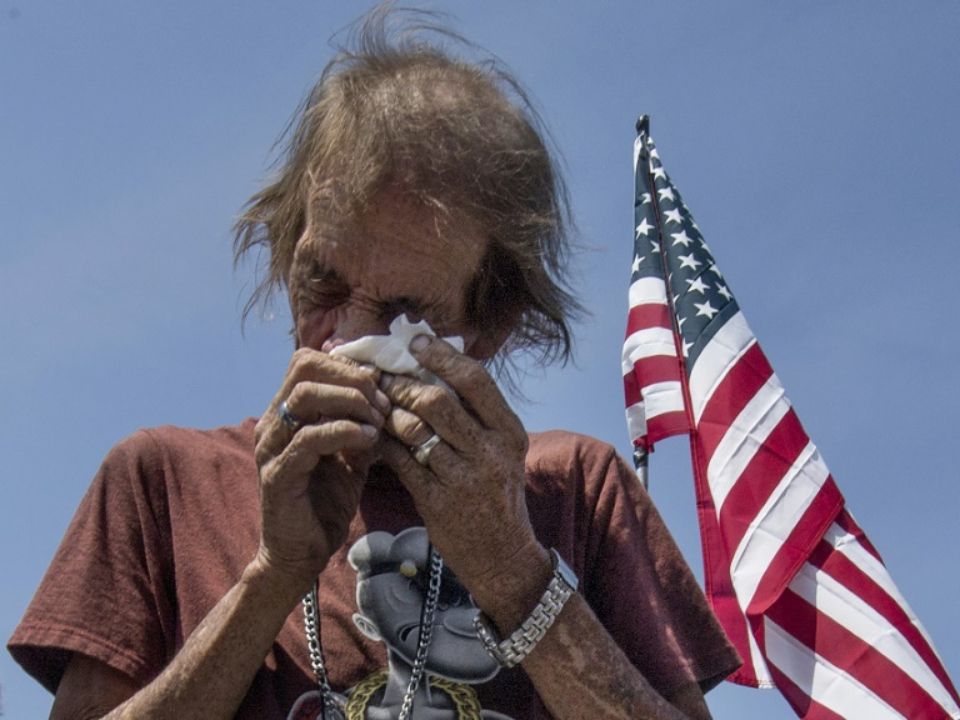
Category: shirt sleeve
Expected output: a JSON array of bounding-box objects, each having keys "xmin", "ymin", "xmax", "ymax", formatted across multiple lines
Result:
[
  {"xmin": 7, "ymin": 430, "xmax": 176, "ymax": 692},
  {"xmin": 582, "ymin": 447, "xmax": 742, "ymax": 695}
]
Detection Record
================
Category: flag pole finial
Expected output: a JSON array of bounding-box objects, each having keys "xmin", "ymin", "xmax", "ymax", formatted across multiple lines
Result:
[{"xmin": 636, "ymin": 115, "xmax": 650, "ymax": 135}]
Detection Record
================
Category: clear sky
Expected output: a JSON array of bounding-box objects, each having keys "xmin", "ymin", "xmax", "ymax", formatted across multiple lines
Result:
[{"xmin": 2, "ymin": 2, "xmax": 959, "ymax": 718}]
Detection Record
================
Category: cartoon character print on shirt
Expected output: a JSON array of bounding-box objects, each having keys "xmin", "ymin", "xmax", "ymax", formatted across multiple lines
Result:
[{"xmin": 288, "ymin": 527, "xmax": 515, "ymax": 720}]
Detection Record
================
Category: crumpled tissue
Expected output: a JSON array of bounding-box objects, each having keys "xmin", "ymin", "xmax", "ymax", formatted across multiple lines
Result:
[{"xmin": 329, "ymin": 315, "xmax": 463, "ymax": 388}]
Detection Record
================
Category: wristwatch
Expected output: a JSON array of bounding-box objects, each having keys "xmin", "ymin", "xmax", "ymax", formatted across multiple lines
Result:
[{"xmin": 473, "ymin": 548, "xmax": 579, "ymax": 668}]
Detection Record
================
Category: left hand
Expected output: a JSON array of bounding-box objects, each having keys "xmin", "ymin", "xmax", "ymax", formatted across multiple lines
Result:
[{"xmin": 377, "ymin": 335, "xmax": 542, "ymax": 591}]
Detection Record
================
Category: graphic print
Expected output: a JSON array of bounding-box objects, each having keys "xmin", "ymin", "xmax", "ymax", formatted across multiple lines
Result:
[{"xmin": 288, "ymin": 527, "xmax": 515, "ymax": 720}]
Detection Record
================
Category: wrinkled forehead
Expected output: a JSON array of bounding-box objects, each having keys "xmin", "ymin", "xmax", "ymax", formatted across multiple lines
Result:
[{"xmin": 294, "ymin": 187, "xmax": 488, "ymax": 274}]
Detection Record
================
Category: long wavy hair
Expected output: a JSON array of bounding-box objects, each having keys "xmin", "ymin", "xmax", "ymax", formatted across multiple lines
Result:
[{"xmin": 234, "ymin": 5, "xmax": 582, "ymax": 375}]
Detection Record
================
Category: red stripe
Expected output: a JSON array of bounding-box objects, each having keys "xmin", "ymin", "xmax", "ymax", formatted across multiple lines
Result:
[
  {"xmin": 809, "ymin": 523, "xmax": 960, "ymax": 706},
  {"xmin": 625, "ymin": 302, "xmax": 672, "ymax": 335},
  {"xmin": 745, "ymin": 477, "xmax": 843, "ymax": 615},
  {"xmin": 834, "ymin": 507, "xmax": 882, "ymax": 563},
  {"xmin": 768, "ymin": 588, "xmax": 949, "ymax": 719},
  {"xmin": 628, "ymin": 354, "xmax": 684, "ymax": 389},
  {"xmin": 646, "ymin": 410, "xmax": 690, "ymax": 445},
  {"xmin": 623, "ymin": 370, "xmax": 641, "ymax": 406},
  {"xmin": 717, "ymin": 408, "xmax": 810, "ymax": 553},
  {"xmin": 696, "ymin": 342, "xmax": 773, "ymax": 462},
  {"xmin": 766, "ymin": 662, "xmax": 847, "ymax": 720}
]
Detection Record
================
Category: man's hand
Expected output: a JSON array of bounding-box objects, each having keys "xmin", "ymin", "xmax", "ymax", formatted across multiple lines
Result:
[
  {"xmin": 253, "ymin": 349, "xmax": 390, "ymax": 592},
  {"xmin": 377, "ymin": 334, "xmax": 544, "ymax": 594}
]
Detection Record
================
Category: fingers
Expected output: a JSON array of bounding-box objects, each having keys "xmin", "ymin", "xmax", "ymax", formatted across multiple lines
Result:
[
  {"xmin": 279, "ymin": 348, "xmax": 389, "ymax": 415},
  {"xmin": 379, "ymin": 437, "xmax": 454, "ymax": 495},
  {"xmin": 408, "ymin": 336, "xmax": 524, "ymax": 438},
  {"xmin": 381, "ymin": 388, "xmax": 478, "ymax": 453},
  {"xmin": 286, "ymin": 382, "xmax": 386, "ymax": 428},
  {"xmin": 269, "ymin": 420, "xmax": 379, "ymax": 477},
  {"xmin": 257, "ymin": 350, "xmax": 391, "ymax": 463}
]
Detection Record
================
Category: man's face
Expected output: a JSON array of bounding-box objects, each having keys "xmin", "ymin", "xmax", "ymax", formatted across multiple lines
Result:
[{"xmin": 289, "ymin": 189, "xmax": 490, "ymax": 355}]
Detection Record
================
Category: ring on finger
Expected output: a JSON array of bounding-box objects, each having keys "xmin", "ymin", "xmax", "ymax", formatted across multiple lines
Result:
[
  {"xmin": 278, "ymin": 400, "xmax": 302, "ymax": 431},
  {"xmin": 412, "ymin": 433, "xmax": 442, "ymax": 466}
]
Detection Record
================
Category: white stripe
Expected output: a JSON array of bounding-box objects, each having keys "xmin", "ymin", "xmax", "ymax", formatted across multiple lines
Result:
[
  {"xmin": 729, "ymin": 443, "xmax": 829, "ymax": 608},
  {"xmin": 823, "ymin": 523, "xmax": 939, "ymax": 652},
  {"xmin": 688, "ymin": 311, "xmax": 756, "ymax": 423},
  {"xmin": 622, "ymin": 327, "xmax": 677, "ymax": 373},
  {"xmin": 625, "ymin": 402, "xmax": 647, "ymax": 441},
  {"xmin": 791, "ymin": 558, "xmax": 960, "ymax": 717},
  {"xmin": 745, "ymin": 621, "xmax": 775, "ymax": 688},
  {"xmin": 628, "ymin": 276, "xmax": 669, "ymax": 306},
  {"xmin": 641, "ymin": 381, "xmax": 685, "ymax": 419},
  {"xmin": 706, "ymin": 376, "xmax": 789, "ymax": 511},
  {"xmin": 765, "ymin": 618, "xmax": 906, "ymax": 719}
]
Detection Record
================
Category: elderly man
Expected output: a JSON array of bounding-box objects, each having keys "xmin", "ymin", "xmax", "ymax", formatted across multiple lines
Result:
[{"xmin": 9, "ymin": 12, "xmax": 739, "ymax": 720}]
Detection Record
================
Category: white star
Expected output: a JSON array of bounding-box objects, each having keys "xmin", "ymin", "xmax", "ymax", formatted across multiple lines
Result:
[
  {"xmin": 700, "ymin": 240, "xmax": 711, "ymax": 253},
  {"xmin": 663, "ymin": 208, "xmax": 683, "ymax": 225},
  {"xmin": 632, "ymin": 255, "xmax": 643, "ymax": 273},
  {"xmin": 671, "ymin": 229, "xmax": 693, "ymax": 247},
  {"xmin": 678, "ymin": 253, "xmax": 702, "ymax": 271},
  {"xmin": 649, "ymin": 147, "xmax": 660, "ymax": 161},
  {"xmin": 650, "ymin": 239, "xmax": 661, "ymax": 253},
  {"xmin": 677, "ymin": 314, "xmax": 687, "ymax": 329},
  {"xmin": 657, "ymin": 186, "xmax": 675, "ymax": 202},
  {"xmin": 639, "ymin": 192, "xmax": 652, "ymax": 205},
  {"xmin": 707, "ymin": 264, "xmax": 723, "ymax": 278},
  {"xmin": 635, "ymin": 217, "xmax": 654, "ymax": 238},
  {"xmin": 716, "ymin": 283, "xmax": 732, "ymax": 301},
  {"xmin": 694, "ymin": 300, "xmax": 719, "ymax": 319},
  {"xmin": 651, "ymin": 165, "xmax": 667, "ymax": 180},
  {"xmin": 682, "ymin": 339, "xmax": 694, "ymax": 357},
  {"xmin": 686, "ymin": 276, "xmax": 709, "ymax": 294}
]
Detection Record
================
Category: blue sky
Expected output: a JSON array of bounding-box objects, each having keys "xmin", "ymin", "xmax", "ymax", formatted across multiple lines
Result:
[{"xmin": 2, "ymin": 2, "xmax": 959, "ymax": 717}]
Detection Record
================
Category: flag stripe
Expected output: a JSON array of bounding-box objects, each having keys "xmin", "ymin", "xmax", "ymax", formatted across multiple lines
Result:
[
  {"xmin": 622, "ymin": 326, "xmax": 677, "ymax": 369},
  {"xmin": 771, "ymin": 586, "xmax": 950, "ymax": 719},
  {"xmin": 696, "ymin": 342, "xmax": 775, "ymax": 462},
  {"xmin": 705, "ymin": 377, "xmax": 790, "ymax": 512},
  {"xmin": 718, "ymin": 410, "xmax": 810, "ymax": 554},
  {"xmin": 626, "ymin": 303, "xmax": 673, "ymax": 334},
  {"xmin": 687, "ymin": 310, "xmax": 756, "ymax": 423},
  {"xmin": 766, "ymin": 656, "xmax": 870, "ymax": 720},
  {"xmin": 812, "ymin": 521, "xmax": 960, "ymax": 708},
  {"xmin": 744, "ymin": 476, "xmax": 842, "ymax": 614},
  {"xmin": 629, "ymin": 276, "xmax": 670, "ymax": 306},
  {"xmin": 734, "ymin": 469, "xmax": 840, "ymax": 613},
  {"xmin": 765, "ymin": 618, "xmax": 906, "ymax": 720},
  {"xmin": 624, "ymin": 354, "xmax": 686, "ymax": 392}
]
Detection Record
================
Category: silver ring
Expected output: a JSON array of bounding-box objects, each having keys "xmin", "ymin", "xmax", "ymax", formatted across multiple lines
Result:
[
  {"xmin": 412, "ymin": 433, "xmax": 442, "ymax": 466},
  {"xmin": 278, "ymin": 400, "xmax": 302, "ymax": 431}
]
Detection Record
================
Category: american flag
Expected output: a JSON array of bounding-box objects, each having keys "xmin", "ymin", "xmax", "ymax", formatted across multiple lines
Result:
[{"xmin": 622, "ymin": 115, "xmax": 960, "ymax": 719}]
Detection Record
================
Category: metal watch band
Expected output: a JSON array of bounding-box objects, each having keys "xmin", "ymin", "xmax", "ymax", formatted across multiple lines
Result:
[{"xmin": 473, "ymin": 548, "xmax": 579, "ymax": 668}]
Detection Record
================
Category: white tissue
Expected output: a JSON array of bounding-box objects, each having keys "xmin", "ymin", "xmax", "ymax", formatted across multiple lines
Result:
[{"xmin": 329, "ymin": 315, "xmax": 463, "ymax": 387}]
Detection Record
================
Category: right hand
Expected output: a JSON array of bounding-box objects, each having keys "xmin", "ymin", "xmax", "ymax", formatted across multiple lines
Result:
[{"xmin": 252, "ymin": 348, "xmax": 391, "ymax": 591}]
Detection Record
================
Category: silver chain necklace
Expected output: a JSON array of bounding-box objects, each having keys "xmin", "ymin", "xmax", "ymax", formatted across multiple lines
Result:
[{"xmin": 302, "ymin": 545, "xmax": 444, "ymax": 720}]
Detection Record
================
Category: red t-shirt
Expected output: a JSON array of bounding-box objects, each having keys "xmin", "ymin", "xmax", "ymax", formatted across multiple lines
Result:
[{"xmin": 8, "ymin": 419, "xmax": 740, "ymax": 718}]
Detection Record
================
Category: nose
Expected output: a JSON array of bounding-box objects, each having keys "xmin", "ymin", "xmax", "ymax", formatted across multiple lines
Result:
[{"xmin": 319, "ymin": 303, "xmax": 392, "ymax": 352}]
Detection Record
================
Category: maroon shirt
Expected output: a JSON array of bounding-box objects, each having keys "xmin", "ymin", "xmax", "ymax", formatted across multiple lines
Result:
[{"xmin": 9, "ymin": 420, "xmax": 740, "ymax": 718}]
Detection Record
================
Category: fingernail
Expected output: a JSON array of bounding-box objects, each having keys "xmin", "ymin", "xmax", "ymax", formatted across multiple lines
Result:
[
  {"xmin": 379, "ymin": 373, "xmax": 393, "ymax": 391},
  {"xmin": 410, "ymin": 334, "xmax": 431, "ymax": 352},
  {"xmin": 374, "ymin": 389, "xmax": 391, "ymax": 413},
  {"xmin": 361, "ymin": 424, "xmax": 378, "ymax": 438}
]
